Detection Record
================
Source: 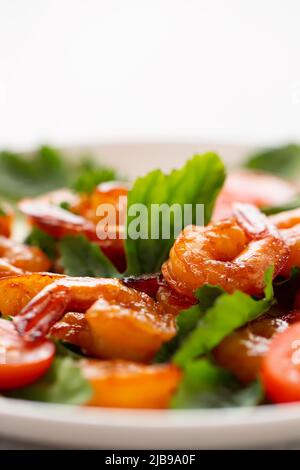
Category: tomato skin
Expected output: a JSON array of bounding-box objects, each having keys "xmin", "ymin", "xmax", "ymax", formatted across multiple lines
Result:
[
  {"xmin": 261, "ymin": 322, "xmax": 300, "ymax": 403},
  {"xmin": 0, "ymin": 319, "xmax": 55, "ymax": 390},
  {"xmin": 213, "ymin": 170, "xmax": 297, "ymax": 221}
]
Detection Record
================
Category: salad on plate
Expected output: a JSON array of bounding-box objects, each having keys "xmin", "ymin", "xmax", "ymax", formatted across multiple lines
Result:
[{"xmin": 0, "ymin": 144, "xmax": 300, "ymax": 409}]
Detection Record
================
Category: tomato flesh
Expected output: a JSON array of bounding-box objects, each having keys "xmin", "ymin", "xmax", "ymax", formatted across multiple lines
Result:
[
  {"xmin": 0, "ymin": 319, "xmax": 55, "ymax": 390},
  {"xmin": 261, "ymin": 322, "xmax": 300, "ymax": 403}
]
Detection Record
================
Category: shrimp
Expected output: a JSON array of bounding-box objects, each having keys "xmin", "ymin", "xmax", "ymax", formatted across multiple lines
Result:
[
  {"xmin": 213, "ymin": 309, "xmax": 300, "ymax": 384},
  {"xmin": 51, "ymin": 287, "xmax": 176, "ymax": 362},
  {"xmin": 270, "ymin": 208, "xmax": 300, "ymax": 276},
  {"xmin": 0, "ymin": 203, "xmax": 14, "ymax": 237},
  {"xmin": 14, "ymin": 277, "xmax": 176, "ymax": 362},
  {"xmin": 80, "ymin": 359, "xmax": 181, "ymax": 409},
  {"xmin": 0, "ymin": 236, "xmax": 51, "ymax": 274},
  {"xmin": 213, "ymin": 170, "xmax": 298, "ymax": 221},
  {"xmin": 162, "ymin": 203, "xmax": 289, "ymax": 298},
  {"xmin": 0, "ymin": 260, "xmax": 23, "ymax": 278},
  {"xmin": 19, "ymin": 182, "xmax": 128, "ymax": 271},
  {"xmin": 0, "ymin": 273, "xmax": 62, "ymax": 317},
  {"xmin": 123, "ymin": 273, "xmax": 195, "ymax": 315}
]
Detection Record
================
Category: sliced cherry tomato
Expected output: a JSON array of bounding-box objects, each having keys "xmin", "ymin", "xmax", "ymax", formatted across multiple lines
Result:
[
  {"xmin": 213, "ymin": 170, "xmax": 297, "ymax": 221},
  {"xmin": 261, "ymin": 321, "xmax": 300, "ymax": 403},
  {"xmin": 0, "ymin": 319, "xmax": 55, "ymax": 390}
]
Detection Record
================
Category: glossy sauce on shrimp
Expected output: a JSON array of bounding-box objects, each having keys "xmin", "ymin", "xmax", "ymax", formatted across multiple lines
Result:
[{"xmin": 162, "ymin": 203, "xmax": 289, "ymax": 298}]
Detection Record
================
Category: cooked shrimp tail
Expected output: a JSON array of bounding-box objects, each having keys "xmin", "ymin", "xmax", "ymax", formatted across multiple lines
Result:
[
  {"xmin": 14, "ymin": 284, "xmax": 71, "ymax": 341},
  {"xmin": 233, "ymin": 203, "xmax": 280, "ymax": 239}
]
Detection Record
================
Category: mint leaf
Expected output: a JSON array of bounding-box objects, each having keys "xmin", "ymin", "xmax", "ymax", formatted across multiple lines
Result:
[
  {"xmin": 171, "ymin": 359, "xmax": 263, "ymax": 409},
  {"xmin": 245, "ymin": 144, "xmax": 300, "ymax": 180},
  {"xmin": 125, "ymin": 153, "xmax": 225, "ymax": 275},
  {"xmin": 7, "ymin": 357, "xmax": 92, "ymax": 405},
  {"xmin": 173, "ymin": 268, "xmax": 274, "ymax": 367},
  {"xmin": 26, "ymin": 227, "xmax": 57, "ymax": 260},
  {"xmin": 59, "ymin": 235, "xmax": 118, "ymax": 277}
]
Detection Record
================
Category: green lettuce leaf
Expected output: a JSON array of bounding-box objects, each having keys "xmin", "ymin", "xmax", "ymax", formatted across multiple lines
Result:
[
  {"xmin": 245, "ymin": 143, "xmax": 300, "ymax": 180},
  {"xmin": 173, "ymin": 268, "xmax": 274, "ymax": 367},
  {"xmin": 26, "ymin": 227, "xmax": 57, "ymax": 260},
  {"xmin": 155, "ymin": 285, "xmax": 223, "ymax": 363},
  {"xmin": 125, "ymin": 153, "xmax": 225, "ymax": 275},
  {"xmin": 0, "ymin": 146, "xmax": 121, "ymax": 200},
  {"xmin": 171, "ymin": 359, "xmax": 263, "ymax": 409},
  {"xmin": 7, "ymin": 357, "xmax": 92, "ymax": 405},
  {"xmin": 59, "ymin": 235, "xmax": 118, "ymax": 277}
]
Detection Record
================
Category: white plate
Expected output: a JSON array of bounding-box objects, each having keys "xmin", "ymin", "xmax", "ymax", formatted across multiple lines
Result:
[{"xmin": 1, "ymin": 141, "xmax": 297, "ymax": 450}]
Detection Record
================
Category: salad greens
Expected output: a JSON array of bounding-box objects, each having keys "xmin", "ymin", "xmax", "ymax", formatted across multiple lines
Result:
[
  {"xmin": 125, "ymin": 153, "xmax": 225, "ymax": 275},
  {"xmin": 1, "ymin": 142, "xmax": 300, "ymax": 409},
  {"xmin": 59, "ymin": 235, "xmax": 118, "ymax": 277},
  {"xmin": 173, "ymin": 268, "xmax": 274, "ymax": 367},
  {"xmin": 245, "ymin": 143, "xmax": 300, "ymax": 180},
  {"xmin": 0, "ymin": 146, "xmax": 119, "ymax": 200},
  {"xmin": 26, "ymin": 227, "xmax": 57, "ymax": 260},
  {"xmin": 156, "ymin": 268, "xmax": 273, "ymax": 367},
  {"xmin": 71, "ymin": 158, "xmax": 119, "ymax": 194},
  {"xmin": 7, "ymin": 356, "xmax": 92, "ymax": 405},
  {"xmin": 171, "ymin": 359, "xmax": 263, "ymax": 409}
]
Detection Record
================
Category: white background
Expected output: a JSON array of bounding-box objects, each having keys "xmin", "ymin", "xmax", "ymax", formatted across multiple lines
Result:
[{"xmin": 0, "ymin": 0, "xmax": 300, "ymax": 150}]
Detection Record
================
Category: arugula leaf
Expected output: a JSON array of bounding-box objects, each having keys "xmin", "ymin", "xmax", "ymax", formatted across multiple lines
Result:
[
  {"xmin": 125, "ymin": 153, "xmax": 225, "ymax": 275},
  {"xmin": 26, "ymin": 227, "xmax": 57, "ymax": 260},
  {"xmin": 171, "ymin": 359, "xmax": 263, "ymax": 409},
  {"xmin": 59, "ymin": 235, "xmax": 118, "ymax": 277},
  {"xmin": 173, "ymin": 268, "xmax": 274, "ymax": 367},
  {"xmin": 7, "ymin": 357, "xmax": 92, "ymax": 405},
  {"xmin": 72, "ymin": 158, "xmax": 119, "ymax": 193},
  {"xmin": 245, "ymin": 144, "xmax": 300, "ymax": 180}
]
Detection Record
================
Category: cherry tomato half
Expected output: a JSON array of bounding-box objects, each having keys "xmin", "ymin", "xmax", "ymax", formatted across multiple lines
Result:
[
  {"xmin": 0, "ymin": 319, "xmax": 55, "ymax": 390},
  {"xmin": 261, "ymin": 322, "xmax": 300, "ymax": 403}
]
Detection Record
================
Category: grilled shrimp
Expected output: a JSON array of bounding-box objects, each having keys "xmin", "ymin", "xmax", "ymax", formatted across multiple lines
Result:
[
  {"xmin": 0, "ymin": 203, "xmax": 14, "ymax": 237},
  {"xmin": 0, "ymin": 237, "xmax": 51, "ymax": 279},
  {"xmin": 0, "ymin": 260, "xmax": 23, "ymax": 277},
  {"xmin": 19, "ymin": 183, "xmax": 128, "ymax": 271},
  {"xmin": 270, "ymin": 208, "xmax": 300, "ymax": 276},
  {"xmin": 14, "ymin": 276, "xmax": 176, "ymax": 361},
  {"xmin": 162, "ymin": 203, "xmax": 289, "ymax": 298},
  {"xmin": 81, "ymin": 359, "xmax": 181, "ymax": 409},
  {"xmin": 0, "ymin": 273, "xmax": 62, "ymax": 317},
  {"xmin": 213, "ymin": 309, "xmax": 300, "ymax": 384},
  {"xmin": 123, "ymin": 273, "xmax": 195, "ymax": 315}
]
